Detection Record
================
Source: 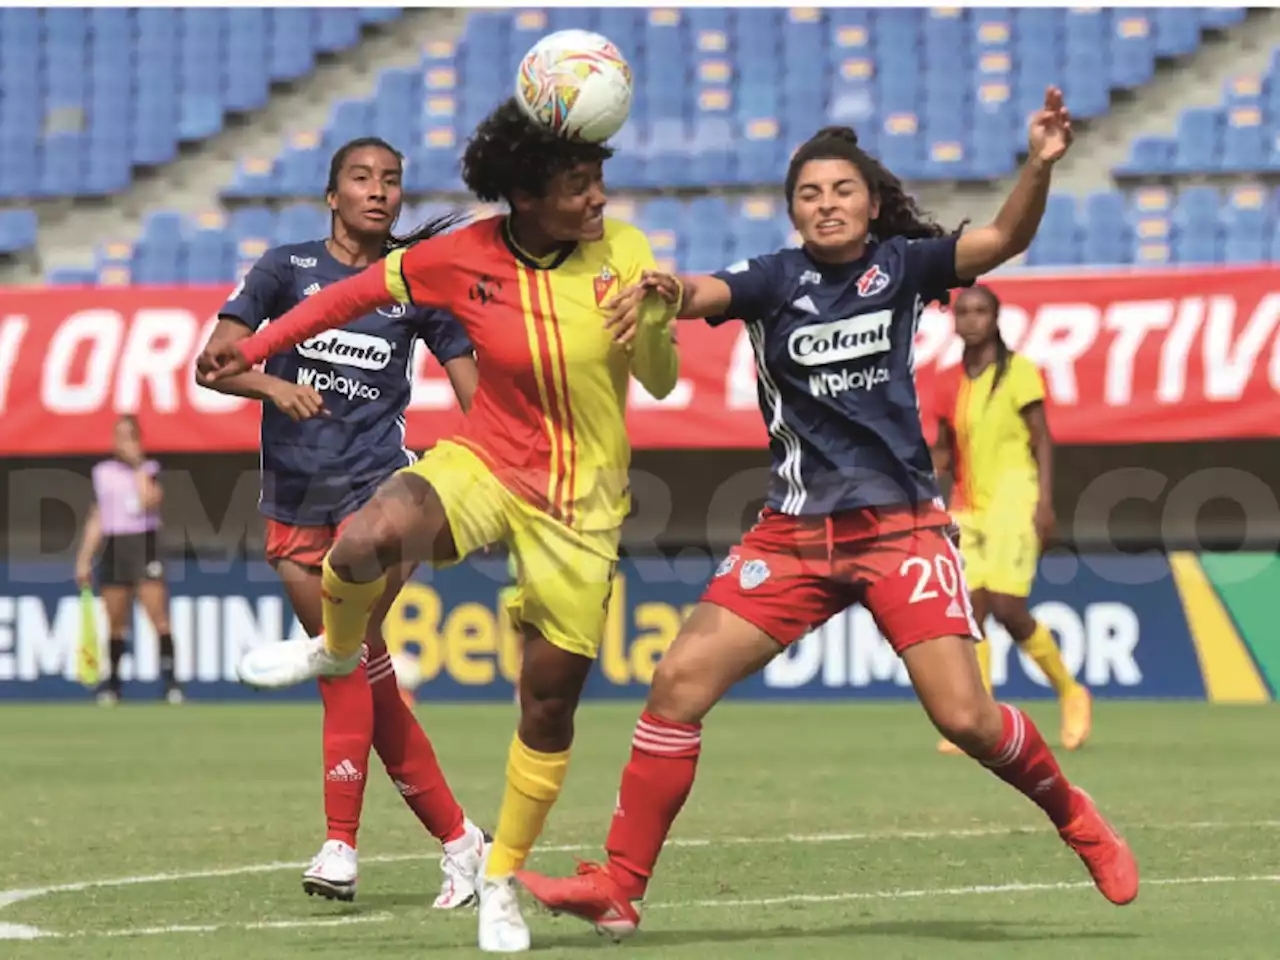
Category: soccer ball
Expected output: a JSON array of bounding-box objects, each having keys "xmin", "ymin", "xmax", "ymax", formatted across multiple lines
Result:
[{"xmin": 515, "ymin": 30, "xmax": 633, "ymax": 143}]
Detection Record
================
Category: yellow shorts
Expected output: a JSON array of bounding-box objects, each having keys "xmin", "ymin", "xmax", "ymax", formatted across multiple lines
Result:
[
  {"xmin": 954, "ymin": 507, "xmax": 1038, "ymax": 598},
  {"xmin": 403, "ymin": 440, "xmax": 620, "ymax": 660}
]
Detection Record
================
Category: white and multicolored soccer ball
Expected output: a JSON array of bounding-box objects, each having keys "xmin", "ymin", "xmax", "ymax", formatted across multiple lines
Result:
[{"xmin": 515, "ymin": 30, "xmax": 633, "ymax": 143}]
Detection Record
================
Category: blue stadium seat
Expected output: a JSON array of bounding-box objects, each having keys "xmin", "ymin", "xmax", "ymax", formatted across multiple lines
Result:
[
  {"xmin": 277, "ymin": 203, "xmax": 327, "ymax": 245},
  {"xmin": 1172, "ymin": 108, "xmax": 1222, "ymax": 173},
  {"xmin": 0, "ymin": 208, "xmax": 37, "ymax": 253},
  {"xmin": 1153, "ymin": 8, "xmax": 1202, "ymax": 57},
  {"xmin": 1110, "ymin": 11, "xmax": 1156, "ymax": 89},
  {"xmin": 48, "ymin": 267, "xmax": 98, "ymax": 286},
  {"xmin": 1221, "ymin": 105, "xmax": 1265, "ymax": 172},
  {"xmin": 315, "ymin": 9, "xmax": 360, "ymax": 53},
  {"xmin": 1200, "ymin": 8, "xmax": 1246, "ymax": 30},
  {"xmin": 185, "ymin": 224, "xmax": 234, "ymax": 283}
]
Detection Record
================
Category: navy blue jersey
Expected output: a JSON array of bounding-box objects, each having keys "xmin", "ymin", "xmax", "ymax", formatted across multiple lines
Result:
[
  {"xmin": 219, "ymin": 240, "xmax": 473, "ymax": 526},
  {"xmin": 710, "ymin": 235, "xmax": 969, "ymax": 517}
]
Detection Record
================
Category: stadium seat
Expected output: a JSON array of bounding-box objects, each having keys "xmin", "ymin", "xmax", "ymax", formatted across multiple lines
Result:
[{"xmin": 1171, "ymin": 107, "xmax": 1222, "ymax": 173}]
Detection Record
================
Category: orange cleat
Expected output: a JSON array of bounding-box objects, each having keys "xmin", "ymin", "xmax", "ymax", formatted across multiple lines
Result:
[
  {"xmin": 1059, "ymin": 788, "xmax": 1139, "ymax": 905},
  {"xmin": 1061, "ymin": 686, "xmax": 1093, "ymax": 751},
  {"xmin": 515, "ymin": 862, "xmax": 642, "ymax": 941},
  {"xmin": 937, "ymin": 737, "xmax": 966, "ymax": 756}
]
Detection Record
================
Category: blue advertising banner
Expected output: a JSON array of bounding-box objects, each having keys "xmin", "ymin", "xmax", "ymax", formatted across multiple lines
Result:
[{"xmin": 0, "ymin": 553, "xmax": 1210, "ymax": 702}]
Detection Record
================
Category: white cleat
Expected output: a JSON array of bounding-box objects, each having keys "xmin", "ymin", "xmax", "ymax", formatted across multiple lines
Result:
[
  {"xmin": 302, "ymin": 839, "xmax": 358, "ymax": 902},
  {"xmin": 434, "ymin": 820, "xmax": 491, "ymax": 909},
  {"xmin": 238, "ymin": 636, "xmax": 360, "ymax": 690},
  {"xmin": 478, "ymin": 876, "xmax": 531, "ymax": 953}
]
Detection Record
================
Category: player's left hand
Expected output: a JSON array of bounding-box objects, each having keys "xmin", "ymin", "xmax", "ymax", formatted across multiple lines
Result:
[
  {"xmin": 196, "ymin": 342, "xmax": 251, "ymax": 381},
  {"xmin": 1028, "ymin": 86, "xmax": 1073, "ymax": 165},
  {"xmin": 604, "ymin": 281, "xmax": 656, "ymax": 345},
  {"xmin": 1034, "ymin": 498, "xmax": 1056, "ymax": 548}
]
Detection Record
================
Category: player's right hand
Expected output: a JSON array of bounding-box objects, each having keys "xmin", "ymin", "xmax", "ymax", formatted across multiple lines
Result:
[
  {"xmin": 75, "ymin": 559, "xmax": 92, "ymax": 589},
  {"xmin": 269, "ymin": 383, "xmax": 327, "ymax": 422},
  {"xmin": 196, "ymin": 342, "xmax": 251, "ymax": 381}
]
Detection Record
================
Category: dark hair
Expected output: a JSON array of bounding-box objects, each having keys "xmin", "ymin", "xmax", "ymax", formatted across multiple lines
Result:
[
  {"xmin": 785, "ymin": 126, "xmax": 963, "ymax": 242},
  {"xmin": 325, "ymin": 136, "xmax": 469, "ymax": 251},
  {"xmin": 957, "ymin": 285, "xmax": 1012, "ymax": 394},
  {"xmin": 461, "ymin": 98, "xmax": 613, "ymax": 205},
  {"xmin": 116, "ymin": 413, "xmax": 139, "ymax": 431}
]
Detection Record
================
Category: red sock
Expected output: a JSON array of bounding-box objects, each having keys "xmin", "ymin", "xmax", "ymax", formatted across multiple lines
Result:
[
  {"xmin": 605, "ymin": 711, "xmax": 702, "ymax": 900},
  {"xmin": 982, "ymin": 703, "xmax": 1078, "ymax": 828},
  {"xmin": 367, "ymin": 651, "xmax": 466, "ymax": 844},
  {"xmin": 319, "ymin": 660, "xmax": 374, "ymax": 847}
]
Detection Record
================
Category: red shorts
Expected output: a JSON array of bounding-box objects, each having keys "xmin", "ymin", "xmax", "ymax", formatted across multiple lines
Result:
[
  {"xmin": 264, "ymin": 516, "xmax": 354, "ymax": 569},
  {"xmin": 701, "ymin": 505, "xmax": 981, "ymax": 655}
]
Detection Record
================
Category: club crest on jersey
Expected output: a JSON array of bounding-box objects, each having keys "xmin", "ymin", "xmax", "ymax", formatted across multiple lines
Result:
[
  {"xmin": 594, "ymin": 265, "xmax": 618, "ymax": 306},
  {"xmin": 739, "ymin": 558, "xmax": 770, "ymax": 590},
  {"xmin": 469, "ymin": 275, "xmax": 501, "ymax": 305},
  {"xmin": 715, "ymin": 554, "xmax": 738, "ymax": 578},
  {"xmin": 856, "ymin": 265, "xmax": 889, "ymax": 297}
]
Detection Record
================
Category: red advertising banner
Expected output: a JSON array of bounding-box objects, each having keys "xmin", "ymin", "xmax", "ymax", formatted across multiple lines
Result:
[{"xmin": 2, "ymin": 264, "xmax": 1279, "ymax": 456}]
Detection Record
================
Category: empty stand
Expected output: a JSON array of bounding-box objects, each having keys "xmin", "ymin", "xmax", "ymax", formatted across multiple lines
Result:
[{"xmin": 0, "ymin": 8, "xmax": 403, "ymax": 202}]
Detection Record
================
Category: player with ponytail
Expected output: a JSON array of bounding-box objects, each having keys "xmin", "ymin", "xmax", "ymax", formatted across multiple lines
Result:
[
  {"xmin": 197, "ymin": 137, "xmax": 487, "ymax": 910},
  {"xmin": 517, "ymin": 88, "xmax": 1138, "ymax": 941}
]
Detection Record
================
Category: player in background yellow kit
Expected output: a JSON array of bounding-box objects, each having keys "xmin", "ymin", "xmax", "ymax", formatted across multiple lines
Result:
[{"xmin": 932, "ymin": 285, "xmax": 1092, "ymax": 754}]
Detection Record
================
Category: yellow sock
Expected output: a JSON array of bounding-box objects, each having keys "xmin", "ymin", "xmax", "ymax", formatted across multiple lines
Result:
[
  {"xmin": 320, "ymin": 554, "xmax": 386, "ymax": 660},
  {"xmin": 485, "ymin": 735, "xmax": 570, "ymax": 879},
  {"xmin": 1020, "ymin": 621, "xmax": 1081, "ymax": 698},
  {"xmin": 975, "ymin": 637, "xmax": 993, "ymax": 693}
]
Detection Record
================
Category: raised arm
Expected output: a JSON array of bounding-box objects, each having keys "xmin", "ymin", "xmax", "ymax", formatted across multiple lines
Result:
[
  {"xmin": 954, "ymin": 87, "xmax": 1073, "ymax": 281},
  {"xmin": 239, "ymin": 264, "xmax": 396, "ymax": 367}
]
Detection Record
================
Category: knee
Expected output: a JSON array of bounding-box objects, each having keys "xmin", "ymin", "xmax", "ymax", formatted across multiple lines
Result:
[
  {"xmin": 932, "ymin": 695, "xmax": 1003, "ymax": 756},
  {"xmin": 519, "ymin": 685, "xmax": 580, "ymax": 753},
  {"xmin": 989, "ymin": 595, "xmax": 1033, "ymax": 637},
  {"xmin": 648, "ymin": 651, "xmax": 713, "ymax": 725},
  {"xmin": 329, "ymin": 513, "xmax": 397, "ymax": 581}
]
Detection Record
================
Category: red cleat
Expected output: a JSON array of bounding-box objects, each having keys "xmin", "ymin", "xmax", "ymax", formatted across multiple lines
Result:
[
  {"xmin": 515, "ymin": 862, "xmax": 642, "ymax": 941},
  {"xmin": 1059, "ymin": 788, "xmax": 1140, "ymax": 905}
]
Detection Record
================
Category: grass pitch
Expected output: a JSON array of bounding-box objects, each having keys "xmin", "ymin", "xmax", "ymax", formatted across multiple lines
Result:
[{"xmin": 2, "ymin": 700, "xmax": 1278, "ymax": 958}]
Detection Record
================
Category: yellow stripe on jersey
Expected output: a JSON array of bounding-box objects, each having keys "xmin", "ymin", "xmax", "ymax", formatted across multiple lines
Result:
[
  {"xmin": 538, "ymin": 270, "xmax": 578, "ymax": 523},
  {"xmin": 516, "ymin": 266, "xmax": 561, "ymax": 513},
  {"xmin": 384, "ymin": 248, "xmax": 411, "ymax": 304}
]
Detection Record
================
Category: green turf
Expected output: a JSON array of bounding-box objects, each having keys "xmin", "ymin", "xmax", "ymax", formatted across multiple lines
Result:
[{"xmin": 2, "ymin": 701, "xmax": 1278, "ymax": 958}]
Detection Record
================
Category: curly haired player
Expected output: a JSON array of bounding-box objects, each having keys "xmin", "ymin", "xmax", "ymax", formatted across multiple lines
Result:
[{"xmin": 198, "ymin": 101, "xmax": 680, "ymax": 953}]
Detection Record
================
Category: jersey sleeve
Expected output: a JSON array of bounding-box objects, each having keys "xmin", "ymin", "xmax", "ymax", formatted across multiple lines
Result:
[
  {"xmin": 616, "ymin": 224, "xmax": 680, "ymax": 398},
  {"xmin": 1009, "ymin": 354, "xmax": 1046, "ymax": 411},
  {"xmin": 384, "ymin": 232, "xmax": 459, "ymax": 310},
  {"xmin": 903, "ymin": 235, "xmax": 971, "ymax": 305},
  {"xmin": 414, "ymin": 308, "xmax": 474, "ymax": 364},
  {"xmin": 218, "ymin": 252, "xmax": 287, "ymax": 330},
  {"xmin": 707, "ymin": 254, "xmax": 782, "ymax": 326}
]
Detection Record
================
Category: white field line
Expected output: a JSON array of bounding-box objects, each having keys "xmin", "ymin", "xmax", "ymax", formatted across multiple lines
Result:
[
  {"xmin": 2, "ymin": 819, "xmax": 1277, "ymax": 940},
  {"xmin": 5, "ymin": 912, "xmax": 394, "ymax": 941},
  {"xmin": 651, "ymin": 874, "xmax": 1280, "ymax": 910}
]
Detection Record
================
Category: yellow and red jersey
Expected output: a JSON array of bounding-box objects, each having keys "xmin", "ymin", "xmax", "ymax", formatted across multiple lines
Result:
[
  {"xmin": 934, "ymin": 352, "xmax": 1044, "ymax": 514},
  {"xmin": 386, "ymin": 216, "xmax": 667, "ymax": 532}
]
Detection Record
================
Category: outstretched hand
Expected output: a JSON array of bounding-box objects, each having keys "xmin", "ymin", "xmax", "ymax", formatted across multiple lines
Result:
[{"xmin": 1028, "ymin": 86, "xmax": 1073, "ymax": 165}]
